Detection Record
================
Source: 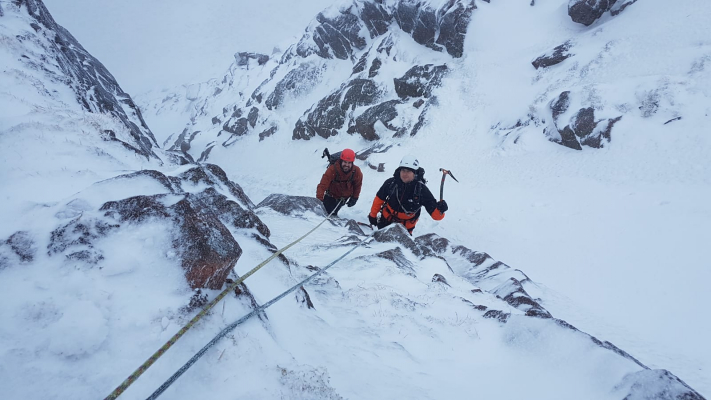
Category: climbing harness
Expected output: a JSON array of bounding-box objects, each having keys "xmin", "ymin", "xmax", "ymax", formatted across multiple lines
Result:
[
  {"xmin": 146, "ymin": 232, "xmax": 375, "ymax": 399},
  {"xmin": 104, "ymin": 199, "xmax": 345, "ymax": 400}
]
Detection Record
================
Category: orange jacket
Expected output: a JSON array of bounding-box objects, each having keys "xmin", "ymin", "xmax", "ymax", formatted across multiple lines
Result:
[
  {"xmin": 316, "ymin": 162, "xmax": 363, "ymax": 200},
  {"xmin": 369, "ymin": 176, "xmax": 444, "ymax": 231}
]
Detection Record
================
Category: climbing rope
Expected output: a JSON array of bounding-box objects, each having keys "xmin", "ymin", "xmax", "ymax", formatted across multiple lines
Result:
[
  {"xmin": 104, "ymin": 200, "xmax": 345, "ymax": 400},
  {"xmin": 146, "ymin": 232, "xmax": 375, "ymax": 400}
]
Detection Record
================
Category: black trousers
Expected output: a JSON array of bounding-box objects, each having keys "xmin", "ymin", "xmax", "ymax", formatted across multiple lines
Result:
[{"xmin": 323, "ymin": 195, "xmax": 346, "ymax": 216}]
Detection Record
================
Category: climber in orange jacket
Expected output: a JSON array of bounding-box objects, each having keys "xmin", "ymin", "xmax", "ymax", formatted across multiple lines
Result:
[
  {"xmin": 316, "ymin": 149, "xmax": 363, "ymax": 216},
  {"xmin": 368, "ymin": 155, "xmax": 447, "ymax": 234}
]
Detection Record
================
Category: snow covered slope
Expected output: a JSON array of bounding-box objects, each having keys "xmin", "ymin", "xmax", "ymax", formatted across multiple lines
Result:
[
  {"xmin": 135, "ymin": 0, "xmax": 711, "ymax": 395},
  {"xmin": 2, "ymin": 0, "xmax": 710, "ymax": 399}
]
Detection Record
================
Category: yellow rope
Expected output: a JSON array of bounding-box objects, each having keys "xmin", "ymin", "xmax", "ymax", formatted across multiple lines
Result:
[{"xmin": 104, "ymin": 201, "xmax": 343, "ymax": 400}]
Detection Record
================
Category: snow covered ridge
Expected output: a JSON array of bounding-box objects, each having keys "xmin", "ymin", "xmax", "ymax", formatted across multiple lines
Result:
[
  {"xmin": 1, "ymin": 0, "xmax": 160, "ymax": 160},
  {"xmin": 3, "ymin": 180, "xmax": 707, "ymax": 398}
]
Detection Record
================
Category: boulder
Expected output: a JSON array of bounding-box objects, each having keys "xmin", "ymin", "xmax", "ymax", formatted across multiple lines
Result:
[
  {"xmin": 100, "ymin": 192, "xmax": 242, "ymax": 290},
  {"xmin": 532, "ymin": 41, "xmax": 574, "ymax": 69},
  {"xmin": 568, "ymin": 0, "xmax": 639, "ymax": 26}
]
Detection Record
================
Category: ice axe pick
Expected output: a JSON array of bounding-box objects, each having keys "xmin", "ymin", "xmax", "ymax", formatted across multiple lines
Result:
[{"xmin": 438, "ymin": 168, "xmax": 459, "ymax": 202}]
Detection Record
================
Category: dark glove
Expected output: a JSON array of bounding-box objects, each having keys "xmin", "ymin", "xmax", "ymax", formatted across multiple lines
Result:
[
  {"xmin": 368, "ymin": 214, "xmax": 378, "ymax": 226},
  {"xmin": 347, "ymin": 197, "xmax": 358, "ymax": 207},
  {"xmin": 437, "ymin": 200, "xmax": 448, "ymax": 213}
]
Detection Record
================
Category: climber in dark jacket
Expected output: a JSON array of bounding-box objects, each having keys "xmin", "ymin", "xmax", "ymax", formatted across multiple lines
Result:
[
  {"xmin": 368, "ymin": 155, "xmax": 447, "ymax": 234},
  {"xmin": 316, "ymin": 149, "xmax": 363, "ymax": 216}
]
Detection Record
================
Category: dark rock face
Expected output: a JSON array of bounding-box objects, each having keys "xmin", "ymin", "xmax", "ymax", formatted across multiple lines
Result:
[
  {"xmin": 451, "ymin": 245, "xmax": 491, "ymax": 267},
  {"xmin": 374, "ymin": 247, "xmax": 417, "ymax": 276},
  {"xmin": 368, "ymin": 58, "xmax": 383, "ymax": 77},
  {"xmin": 432, "ymin": 273, "xmax": 450, "ymax": 286},
  {"xmin": 373, "ymin": 224, "xmax": 422, "ymax": 258},
  {"xmin": 532, "ymin": 41, "xmax": 574, "ymax": 69},
  {"xmin": 312, "ymin": 10, "xmax": 367, "ymax": 60},
  {"xmin": 582, "ymin": 116, "xmax": 621, "ymax": 148},
  {"xmin": 170, "ymin": 195, "xmax": 242, "ymax": 289},
  {"xmin": 415, "ymin": 233, "xmax": 450, "ymax": 254},
  {"xmin": 556, "ymin": 126, "xmax": 583, "ymax": 150},
  {"xmin": 394, "ymin": 0, "xmax": 475, "ymax": 57},
  {"xmin": 80, "ymin": 166, "xmax": 267, "ymax": 289},
  {"xmin": 15, "ymin": 0, "xmax": 160, "ymax": 160},
  {"xmin": 347, "ymin": 100, "xmax": 401, "ymax": 140},
  {"xmin": 361, "ymin": 1, "xmax": 392, "ymax": 38},
  {"xmin": 293, "ymin": 79, "xmax": 384, "ymax": 140},
  {"xmin": 256, "ymin": 194, "xmax": 327, "ymax": 218},
  {"xmin": 259, "ymin": 126, "xmax": 278, "ymax": 141},
  {"xmin": 568, "ymin": 0, "xmax": 638, "ymax": 26},
  {"xmin": 550, "ymin": 91, "xmax": 571, "ymax": 121},
  {"xmin": 568, "ymin": 0, "xmax": 617, "ymax": 26},
  {"xmin": 394, "ymin": 64, "xmax": 449, "ymax": 99},
  {"xmin": 492, "ymin": 278, "xmax": 551, "ymax": 318},
  {"xmin": 434, "ymin": 0, "xmax": 477, "ymax": 58},
  {"xmin": 100, "ymin": 192, "xmax": 242, "ymax": 290},
  {"xmin": 571, "ymin": 107, "xmax": 597, "ymax": 138},
  {"xmin": 235, "ymin": 52, "xmax": 269, "ymax": 67},
  {"xmin": 548, "ymin": 91, "xmax": 621, "ymax": 150},
  {"xmin": 247, "ymin": 107, "xmax": 259, "ymax": 128},
  {"xmin": 222, "ymin": 117, "xmax": 249, "ymax": 142}
]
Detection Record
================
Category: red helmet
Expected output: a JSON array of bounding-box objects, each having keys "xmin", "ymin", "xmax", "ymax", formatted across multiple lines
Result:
[{"xmin": 340, "ymin": 148, "xmax": 356, "ymax": 162}]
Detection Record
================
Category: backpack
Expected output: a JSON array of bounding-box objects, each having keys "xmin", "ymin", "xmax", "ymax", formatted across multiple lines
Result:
[
  {"xmin": 321, "ymin": 148, "xmax": 342, "ymax": 166},
  {"xmin": 322, "ymin": 148, "xmax": 355, "ymax": 183}
]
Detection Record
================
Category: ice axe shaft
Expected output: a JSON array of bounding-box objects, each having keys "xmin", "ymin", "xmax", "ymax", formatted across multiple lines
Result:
[{"xmin": 438, "ymin": 168, "xmax": 459, "ymax": 202}]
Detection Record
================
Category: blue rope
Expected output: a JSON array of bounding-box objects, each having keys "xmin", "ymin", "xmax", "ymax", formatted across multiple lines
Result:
[{"xmin": 146, "ymin": 233, "xmax": 374, "ymax": 400}]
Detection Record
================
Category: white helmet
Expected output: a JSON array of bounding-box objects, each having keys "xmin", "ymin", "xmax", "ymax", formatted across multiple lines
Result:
[{"xmin": 399, "ymin": 155, "xmax": 419, "ymax": 170}]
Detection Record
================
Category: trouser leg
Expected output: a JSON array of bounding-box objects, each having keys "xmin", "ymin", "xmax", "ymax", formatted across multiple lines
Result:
[{"xmin": 323, "ymin": 195, "xmax": 345, "ymax": 216}]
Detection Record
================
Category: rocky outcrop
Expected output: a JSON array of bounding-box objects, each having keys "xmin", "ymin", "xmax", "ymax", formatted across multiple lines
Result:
[
  {"xmin": 568, "ymin": 0, "xmax": 639, "ymax": 26},
  {"xmin": 294, "ymin": 62, "xmax": 447, "ymax": 141},
  {"xmin": 547, "ymin": 91, "xmax": 623, "ymax": 150},
  {"xmin": 296, "ymin": 9, "xmax": 367, "ymax": 61},
  {"xmin": 44, "ymin": 164, "xmax": 268, "ymax": 290},
  {"xmin": 393, "ymin": 0, "xmax": 476, "ymax": 57},
  {"xmin": 1, "ymin": 231, "xmax": 38, "ymax": 269},
  {"xmin": 532, "ymin": 41, "xmax": 574, "ymax": 69},
  {"xmin": 293, "ymin": 79, "xmax": 385, "ymax": 140},
  {"xmin": 100, "ymin": 193, "xmax": 242, "ymax": 289},
  {"xmin": 48, "ymin": 217, "xmax": 119, "ymax": 266},
  {"xmin": 618, "ymin": 369, "xmax": 705, "ymax": 400},
  {"xmin": 256, "ymin": 194, "xmax": 327, "ymax": 217},
  {"xmin": 235, "ymin": 52, "xmax": 269, "ymax": 67},
  {"xmin": 12, "ymin": 0, "xmax": 160, "ymax": 160},
  {"xmin": 347, "ymin": 100, "xmax": 402, "ymax": 140},
  {"xmin": 394, "ymin": 64, "xmax": 448, "ymax": 99}
]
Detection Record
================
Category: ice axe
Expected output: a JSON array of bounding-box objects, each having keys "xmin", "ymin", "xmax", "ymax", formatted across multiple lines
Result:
[{"xmin": 438, "ymin": 168, "xmax": 459, "ymax": 202}]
